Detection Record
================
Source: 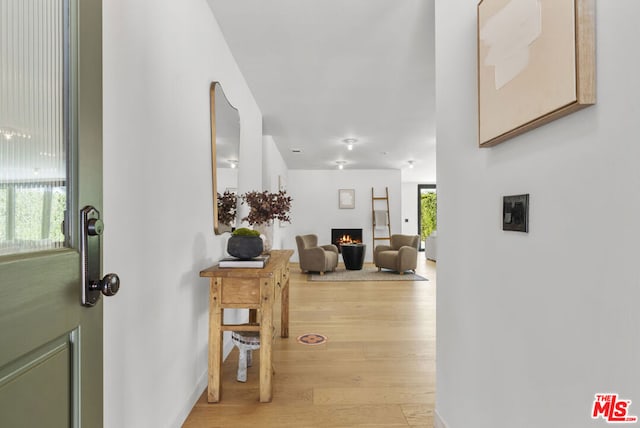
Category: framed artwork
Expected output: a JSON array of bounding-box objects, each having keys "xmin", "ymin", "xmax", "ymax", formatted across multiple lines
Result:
[
  {"xmin": 503, "ymin": 194, "xmax": 529, "ymax": 232},
  {"xmin": 477, "ymin": 0, "xmax": 595, "ymax": 147},
  {"xmin": 338, "ymin": 189, "xmax": 355, "ymax": 209}
]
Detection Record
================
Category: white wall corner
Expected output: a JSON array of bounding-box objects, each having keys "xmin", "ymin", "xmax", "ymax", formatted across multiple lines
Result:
[
  {"xmin": 434, "ymin": 409, "xmax": 448, "ymax": 428},
  {"xmin": 172, "ymin": 369, "xmax": 208, "ymax": 428},
  {"xmin": 173, "ymin": 336, "xmax": 235, "ymax": 428}
]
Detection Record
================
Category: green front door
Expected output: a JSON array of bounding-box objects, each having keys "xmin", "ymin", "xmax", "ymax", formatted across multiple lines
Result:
[{"xmin": 0, "ymin": 0, "xmax": 106, "ymax": 427}]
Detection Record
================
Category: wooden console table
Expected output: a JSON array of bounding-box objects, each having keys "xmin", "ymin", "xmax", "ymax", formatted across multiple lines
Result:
[{"xmin": 199, "ymin": 249, "xmax": 293, "ymax": 403}]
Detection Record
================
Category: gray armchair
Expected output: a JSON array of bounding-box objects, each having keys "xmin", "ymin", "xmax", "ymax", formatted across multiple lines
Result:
[
  {"xmin": 296, "ymin": 234, "xmax": 339, "ymax": 275},
  {"xmin": 374, "ymin": 234, "xmax": 419, "ymax": 274}
]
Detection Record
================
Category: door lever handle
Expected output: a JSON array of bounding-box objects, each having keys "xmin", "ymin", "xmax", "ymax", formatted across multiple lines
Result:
[{"xmin": 80, "ymin": 206, "xmax": 120, "ymax": 306}]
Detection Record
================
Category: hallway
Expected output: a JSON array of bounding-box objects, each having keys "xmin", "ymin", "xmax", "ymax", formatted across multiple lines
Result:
[{"xmin": 183, "ymin": 255, "xmax": 436, "ymax": 427}]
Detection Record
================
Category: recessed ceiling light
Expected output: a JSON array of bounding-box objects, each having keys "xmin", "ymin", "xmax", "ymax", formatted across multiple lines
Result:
[
  {"xmin": 342, "ymin": 138, "xmax": 357, "ymax": 151},
  {"xmin": 291, "ymin": 148, "xmax": 302, "ymax": 153},
  {"xmin": 336, "ymin": 160, "xmax": 346, "ymax": 170}
]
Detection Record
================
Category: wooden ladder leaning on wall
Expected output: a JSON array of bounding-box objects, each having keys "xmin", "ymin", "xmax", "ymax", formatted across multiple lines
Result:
[{"xmin": 371, "ymin": 187, "xmax": 391, "ymax": 249}]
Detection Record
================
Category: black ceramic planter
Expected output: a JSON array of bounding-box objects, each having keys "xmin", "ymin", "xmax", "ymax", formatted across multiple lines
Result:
[{"xmin": 227, "ymin": 235, "xmax": 263, "ymax": 259}]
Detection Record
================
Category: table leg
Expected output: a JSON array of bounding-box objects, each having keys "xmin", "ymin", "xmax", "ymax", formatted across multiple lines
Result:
[
  {"xmin": 208, "ymin": 279, "xmax": 223, "ymax": 403},
  {"xmin": 281, "ymin": 277, "xmax": 289, "ymax": 338},
  {"xmin": 259, "ymin": 279, "xmax": 274, "ymax": 402}
]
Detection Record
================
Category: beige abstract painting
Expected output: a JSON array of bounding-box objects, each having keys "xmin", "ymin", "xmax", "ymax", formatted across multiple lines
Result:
[{"xmin": 477, "ymin": 0, "xmax": 595, "ymax": 147}]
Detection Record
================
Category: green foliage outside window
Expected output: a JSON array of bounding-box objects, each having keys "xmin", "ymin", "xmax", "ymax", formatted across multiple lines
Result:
[
  {"xmin": 420, "ymin": 192, "xmax": 437, "ymax": 240},
  {"xmin": 15, "ymin": 187, "xmax": 44, "ymax": 240},
  {"xmin": 0, "ymin": 184, "xmax": 66, "ymax": 254},
  {"xmin": 49, "ymin": 188, "xmax": 66, "ymax": 241}
]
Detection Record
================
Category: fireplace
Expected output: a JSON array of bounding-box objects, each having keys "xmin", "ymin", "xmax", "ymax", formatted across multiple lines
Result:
[{"xmin": 331, "ymin": 228, "xmax": 363, "ymax": 252}]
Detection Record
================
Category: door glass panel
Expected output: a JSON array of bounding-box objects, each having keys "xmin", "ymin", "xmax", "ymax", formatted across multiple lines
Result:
[
  {"xmin": 15, "ymin": 185, "xmax": 45, "ymax": 241},
  {"xmin": 0, "ymin": 187, "xmax": 6, "ymax": 241},
  {"xmin": 0, "ymin": 0, "xmax": 68, "ymax": 256}
]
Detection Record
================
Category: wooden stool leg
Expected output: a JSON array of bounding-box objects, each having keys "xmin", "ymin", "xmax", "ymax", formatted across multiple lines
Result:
[{"xmin": 237, "ymin": 345, "xmax": 248, "ymax": 382}]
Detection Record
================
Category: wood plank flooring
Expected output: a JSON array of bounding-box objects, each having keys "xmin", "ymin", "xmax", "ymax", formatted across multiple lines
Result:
[{"xmin": 183, "ymin": 255, "xmax": 436, "ymax": 428}]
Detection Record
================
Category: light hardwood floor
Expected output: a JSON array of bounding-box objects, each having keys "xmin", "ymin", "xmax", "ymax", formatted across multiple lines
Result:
[{"xmin": 183, "ymin": 254, "xmax": 436, "ymax": 428}]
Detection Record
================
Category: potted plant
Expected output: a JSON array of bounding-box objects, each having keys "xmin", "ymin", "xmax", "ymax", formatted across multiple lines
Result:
[
  {"xmin": 227, "ymin": 227, "xmax": 263, "ymax": 259},
  {"xmin": 240, "ymin": 190, "xmax": 292, "ymax": 225},
  {"xmin": 240, "ymin": 190, "xmax": 292, "ymax": 251},
  {"xmin": 217, "ymin": 190, "xmax": 237, "ymax": 232}
]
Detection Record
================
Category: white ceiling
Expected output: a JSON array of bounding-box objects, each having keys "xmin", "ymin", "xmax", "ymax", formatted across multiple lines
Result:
[{"xmin": 207, "ymin": 0, "xmax": 435, "ymax": 179}]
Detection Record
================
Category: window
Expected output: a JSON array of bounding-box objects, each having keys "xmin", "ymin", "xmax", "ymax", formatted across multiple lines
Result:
[
  {"xmin": 1, "ymin": 0, "xmax": 69, "ymax": 256},
  {"xmin": 0, "ymin": 181, "xmax": 66, "ymax": 255}
]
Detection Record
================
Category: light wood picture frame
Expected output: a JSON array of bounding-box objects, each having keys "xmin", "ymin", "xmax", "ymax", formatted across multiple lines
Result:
[
  {"xmin": 477, "ymin": 0, "xmax": 595, "ymax": 147},
  {"xmin": 339, "ymin": 189, "xmax": 355, "ymax": 209}
]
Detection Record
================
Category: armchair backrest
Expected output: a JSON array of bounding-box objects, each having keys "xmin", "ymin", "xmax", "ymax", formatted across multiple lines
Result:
[
  {"xmin": 390, "ymin": 234, "xmax": 419, "ymax": 250},
  {"xmin": 296, "ymin": 234, "xmax": 318, "ymax": 251}
]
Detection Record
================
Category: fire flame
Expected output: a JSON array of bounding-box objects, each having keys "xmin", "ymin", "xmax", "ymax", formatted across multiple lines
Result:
[{"xmin": 337, "ymin": 234, "xmax": 361, "ymax": 245}]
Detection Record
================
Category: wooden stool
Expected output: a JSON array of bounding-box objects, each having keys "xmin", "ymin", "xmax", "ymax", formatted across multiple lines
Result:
[{"xmin": 231, "ymin": 331, "xmax": 261, "ymax": 382}]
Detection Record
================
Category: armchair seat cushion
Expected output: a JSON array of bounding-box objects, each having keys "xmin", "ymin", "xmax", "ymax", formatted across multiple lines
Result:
[{"xmin": 376, "ymin": 250, "xmax": 401, "ymax": 268}]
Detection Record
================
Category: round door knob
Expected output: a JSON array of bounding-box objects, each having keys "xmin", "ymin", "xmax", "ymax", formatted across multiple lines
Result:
[
  {"xmin": 87, "ymin": 218, "xmax": 104, "ymax": 236},
  {"xmin": 101, "ymin": 273, "xmax": 120, "ymax": 296}
]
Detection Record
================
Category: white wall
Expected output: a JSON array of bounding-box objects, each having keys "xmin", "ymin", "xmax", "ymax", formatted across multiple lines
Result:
[
  {"xmin": 262, "ymin": 135, "xmax": 289, "ymax": 250},
  {"xmin": 102, "ymin": 1, "xmax": 262, "ymax": 427},
  {"xmin": 436, "ymin": 1, "xmax": 640, "ymax": 427},
  {"xmin": 401, "ymin": 182, "xmax": 420, "ymax": 236},
  {"xmin": 284, "ymin": 170, "xmax": 401, "ymax": 262},
  {"xmin": 217, "ymin": 167, "xmax": 238, "ymax": 193}
]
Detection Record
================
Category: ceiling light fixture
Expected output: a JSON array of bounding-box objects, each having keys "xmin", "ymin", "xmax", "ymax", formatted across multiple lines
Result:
[
  {"xmin": 408, "ymin": 160, "xmax": 414, "ymax": 169},
  {"xmin": 343, "ymin": 138, "xmax": 357, "ymax": 151},
  {"xmin": 229, "ymin": 159, "xmax": 239, "ymax": 169},
  {"xmin": 336, "ymin": 160, "xmax": 346, "ymax": 170}
]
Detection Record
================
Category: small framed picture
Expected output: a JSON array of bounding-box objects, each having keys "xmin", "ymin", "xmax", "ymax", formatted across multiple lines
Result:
[
  {"xmin": 339, "ymin": 189, "xmax": 355, "ymax": 209},
  {"xmin": 503, "ymin": 194, "xmax": 529, "ymax": 232}
]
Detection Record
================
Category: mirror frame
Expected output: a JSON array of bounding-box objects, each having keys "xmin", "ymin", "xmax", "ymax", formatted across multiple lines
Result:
[
  {"xmin": 210, "ymin": 81, "xmax": 239, "ymax": 235},
  {"xmin": 210, "ymin": 82, "xmax": 219, "ymax": 234}
]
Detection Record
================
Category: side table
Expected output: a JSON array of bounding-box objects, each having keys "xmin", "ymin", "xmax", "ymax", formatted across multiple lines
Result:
[
  {"xmin": 340, "ymin": 243, "xmax": 366, "ymax": 270},
  {"xmin": 199, "ymin": 249, "xmax": 293, "ymax": 403}
]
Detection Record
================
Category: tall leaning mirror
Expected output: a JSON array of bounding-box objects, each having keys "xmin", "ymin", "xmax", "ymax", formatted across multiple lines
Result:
[{"xmin": 210, "ymin": 82, "xmax": 240, "ymax": 234}]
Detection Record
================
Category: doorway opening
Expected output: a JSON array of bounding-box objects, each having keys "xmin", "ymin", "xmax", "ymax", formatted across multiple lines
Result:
[{"xmin": 417, "ymin": 184, "xmax": 436, "ymax": 252}]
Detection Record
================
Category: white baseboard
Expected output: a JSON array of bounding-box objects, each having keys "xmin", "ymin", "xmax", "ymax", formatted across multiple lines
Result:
[
  {"xmin": 434, "ymin": 409, "xmax": 448, "ymax": 428},
  {"xmin": 172, "ymin": 370, "xmax": 208, "ymax": 428},
  {"xmin": 172, "ymin": 336, "xmax": 235, "ymax": 428}
]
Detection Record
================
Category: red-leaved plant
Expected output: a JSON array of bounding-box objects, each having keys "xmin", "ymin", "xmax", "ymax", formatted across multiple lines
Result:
[
  {"xmin": 217, "ymin": 191, "xmax": 237, "ymax": 226},
  {"xmin": 241, "ymin": 190, "xmax": 292, "ymax": 225}
]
